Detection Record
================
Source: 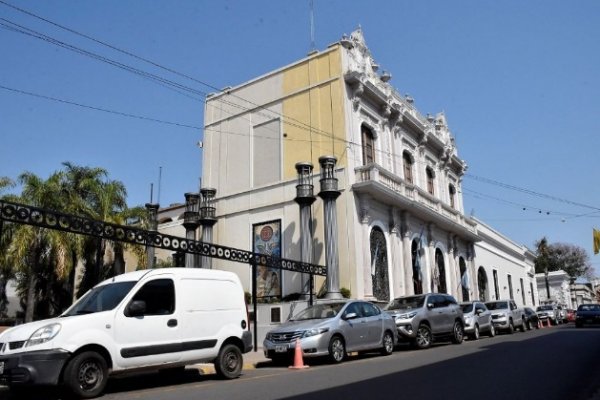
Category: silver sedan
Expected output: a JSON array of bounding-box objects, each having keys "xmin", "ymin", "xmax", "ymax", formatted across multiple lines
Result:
[{"xmin": 263, "ymin": 300, "xmax": 397, "ymax": 363}]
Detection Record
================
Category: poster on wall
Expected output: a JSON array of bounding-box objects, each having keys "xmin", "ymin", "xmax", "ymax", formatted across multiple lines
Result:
[{"xmin": 253, "ymin": 220, "xmax": 282, "ymax": 301}]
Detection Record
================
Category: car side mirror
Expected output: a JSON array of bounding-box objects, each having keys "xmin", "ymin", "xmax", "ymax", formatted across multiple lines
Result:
[
  {"xmin": 476, "ymin": 309, "xmax": 483, "ymax": 315},
  {"xmin": 427, "ymin": 303, "xmax": 435, "ymax": 309},
  {"xmin": 344, "ymin": 312, "xmax": 358, "ymax": 320},
  {"xmin": 127, "ymin": 300, "xmax": 146, "ymax": 317}
]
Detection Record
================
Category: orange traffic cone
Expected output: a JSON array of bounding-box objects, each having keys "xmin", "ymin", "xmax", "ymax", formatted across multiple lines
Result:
[{"xmin": 289, "ymin": 339, "xmax": 309, "ymax": 369}]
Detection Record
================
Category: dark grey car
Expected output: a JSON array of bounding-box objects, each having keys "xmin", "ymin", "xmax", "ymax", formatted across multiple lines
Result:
[{"xmin": 384, "ymin": 293, "xmax": 464, "ymax": 349}]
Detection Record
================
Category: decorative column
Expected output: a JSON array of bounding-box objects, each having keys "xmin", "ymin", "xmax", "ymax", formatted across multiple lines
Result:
[
  {"xmin": 295, "ymin": 162, "xmax": 316, "ymax": 299},
  {"xmin": 467, "ymin": 243, "xmax": 478, "ymax": 300},
  {"xmin": 401, "ymin": 212, "xmax": 413, "ymax": 296},
  {"xmin": 183, "ymin": 193, "xmax": 200, "ymax": 268},
  {"xmin": 390, "ymin": 208, "xmax": 403, "ymax": 298},
  {"xmin": 199, "ymin": 188, "xmax": 217, "ymax": 269},
  {"xmin": 145, "ymin": 202, "xmax": 159, "ymax": 269},
  {"xmin": 318, "ymin": 156, "xmax": 343, "ymax": 299}
]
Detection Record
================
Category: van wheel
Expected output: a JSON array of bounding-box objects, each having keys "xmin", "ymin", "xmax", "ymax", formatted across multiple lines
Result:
[
  {"xmin": 381, "ymin": 331, "xmax": 394, "ymax": 355},
  {"xmin": 507, "ymin": 320, "xmax": 515, "ymax": 334},
  {"xmin": 215, "ymin": 344, "xmax": 243, "ymax": 379},
  {"xmin": 328, "ymin": 335, "xmax": 346, "ymax": 363},
  {"xmin": 488, "ymin": 324, "xmax": 496, "ymax": 337},
  {"xmin": 63, "ymin": 351, "xmax": 108, "ymax": 399}
]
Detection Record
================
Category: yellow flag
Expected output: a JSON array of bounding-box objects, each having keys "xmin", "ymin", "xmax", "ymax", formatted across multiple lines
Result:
[{"xmin": 594, "ymin": 228, "xmax": 600, "ymax": 255}]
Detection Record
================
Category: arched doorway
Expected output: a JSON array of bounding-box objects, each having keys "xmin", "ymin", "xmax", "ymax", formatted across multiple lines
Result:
[
  {"xmin": 411, "ymin": 239, "xmax": 423, "ymax": 294},
  {"xmin": 435, "ymin": 248, "xmax": 447, "ymax": 293},
  {"xmin": 370, "ymin": 227, "xmax": 389, "ymax": 301},
  {"xmin": 459, "ymin": 257, "xmax": 469, "ymax": 301},
  {"xmin": 478, "ymin": 267, "xmax": 489, "ymax": 301}
]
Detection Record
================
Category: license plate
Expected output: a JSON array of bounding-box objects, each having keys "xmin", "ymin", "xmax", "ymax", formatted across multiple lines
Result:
[
  {"xmin": 275, "ymin": 345, "xmax": 288, "ymax": 353},
  {"xmin": 0, "ymin": 361, "xmax": 4, "ymax": 375}
]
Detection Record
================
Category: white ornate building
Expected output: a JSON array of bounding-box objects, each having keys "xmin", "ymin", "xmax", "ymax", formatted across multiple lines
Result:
[{"xmin": 191, "ymin": 28, "xmax": 538, "ymax": 306}]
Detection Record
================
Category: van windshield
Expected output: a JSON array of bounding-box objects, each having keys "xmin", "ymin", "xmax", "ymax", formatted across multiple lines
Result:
[
  {"xmin": 63, "ymin": 281, "xmax": 136, "ymax": 316},
  {"xmin": 384, "ymin": 295, "xmax": 425, "ymax": 311}
]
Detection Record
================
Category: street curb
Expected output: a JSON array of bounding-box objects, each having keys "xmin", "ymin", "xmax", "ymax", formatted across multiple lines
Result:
[{"xmin": 193, "ymin": 362, "xmax": 258, "ymax": 375}]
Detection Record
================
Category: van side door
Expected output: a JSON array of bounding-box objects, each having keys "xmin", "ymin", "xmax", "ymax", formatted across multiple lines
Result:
[{"xmin": 113, "ymin": 277, "xmax": 181, "ymax": 369}]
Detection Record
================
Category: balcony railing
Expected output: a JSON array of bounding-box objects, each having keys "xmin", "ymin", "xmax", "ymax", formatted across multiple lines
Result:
[{"xmin": 354, "ymin": 164, "xmax": 476, "ymax": 235}]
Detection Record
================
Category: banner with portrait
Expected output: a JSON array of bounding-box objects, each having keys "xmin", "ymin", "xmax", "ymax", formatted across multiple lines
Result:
[{"xmin": 253, "ymin": 220, "xmax": 282, "ymax": 301}]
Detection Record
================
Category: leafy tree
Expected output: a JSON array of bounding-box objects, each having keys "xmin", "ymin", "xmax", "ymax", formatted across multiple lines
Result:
[
  {"xmin": 0, "ymin": 177, "xmax": 16, "ymax": 317},
  {"xmin": 8, "ymin": 171, "xmax": 78, "ymax": 321},
  {"xmin": 534, "ymin": 237, "xmax": 592, "ymax": 279}
]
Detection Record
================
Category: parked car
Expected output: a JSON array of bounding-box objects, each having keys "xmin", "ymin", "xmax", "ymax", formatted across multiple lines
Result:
[
  {"xmin": 0, "ymin": 268, "xmax": 252, "ymax": 399},
  {"xmin": 566, "ymin": 308, "xmax": 576, "ymax": 322},
  {"xmin": 263, "ymin": 300, "xmax": 397, "ymax": 364},
  {"xmin": 384, "ymin": 293, "xmax": 464, "ymax": 349},
  {"xmin": 575, "ymin": 304, "xmax": 600, "ymax": 328},
  {"xmin": 523, "ymin": 307, "xmax": 540, "ymax": 330},
  {"xmin": 536, "ymin": 304, "xmax": 560, "ymax": 325},
  {"xmin": 485, "ymin": 300, "xmax": 526, "ymax": 333},
  {"xmin": 460, "ymin": 301, "xmax": 495, "ymax": 339}
]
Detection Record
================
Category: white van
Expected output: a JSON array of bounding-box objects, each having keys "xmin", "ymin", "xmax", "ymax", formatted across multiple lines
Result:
[{"xmin": 0, "ymin": 268, "xmax": 252, "ymax": 398}]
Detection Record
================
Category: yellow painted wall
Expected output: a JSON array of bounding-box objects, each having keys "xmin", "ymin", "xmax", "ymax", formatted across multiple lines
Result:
[{"xmin": 282, "ymin": 47, "xmax": 346, "ymax": 179}]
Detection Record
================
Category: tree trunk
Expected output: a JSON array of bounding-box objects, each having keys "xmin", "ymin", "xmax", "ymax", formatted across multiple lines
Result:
[{"xmin": 25, "ymin": 272, "xmax": 36, "ymax": 322}]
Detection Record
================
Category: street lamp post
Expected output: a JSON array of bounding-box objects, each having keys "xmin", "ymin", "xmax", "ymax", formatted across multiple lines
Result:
[
  {"xmin": 318, "ymin": 156, "xmax": 343, "ymax": 299},
  {"xmin": 295, "ymin": 162, "xmax": 316, "ymax": 303},
  {"xmin": 183, "ymin": 193, "xmax": 200, "ymax": 268},
  {"xmin": 199, "ymin": 188, "xmax": 217, "ymax": 269},
  {"xmin": 145, "ymin": 202, "xmax": 159, "ymax": 269}
]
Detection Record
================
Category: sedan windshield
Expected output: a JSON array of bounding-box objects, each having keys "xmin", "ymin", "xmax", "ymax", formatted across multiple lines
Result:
[
  {"xmin": 486, "ymin": 301, "xmax": 508, "ymax": 310},
  {"xmin": 537, "ymin": 305, "xmax": 553, "ymax": 311},
  {"xmin": 63, "ymin": 281, "xmax": 136, "ymax": 316},
  {"xmin": 290, "ymin": 302, "xmax": 346, "ymax": 321},
  {"xmin": 385, "ymin": 295, "xmax": 425, "ymax": 311}
]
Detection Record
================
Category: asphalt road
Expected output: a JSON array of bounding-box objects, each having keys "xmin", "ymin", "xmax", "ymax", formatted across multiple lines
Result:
[{"xmin": 2, "ymin": 324, "xmax": 599, "ymax": 400}]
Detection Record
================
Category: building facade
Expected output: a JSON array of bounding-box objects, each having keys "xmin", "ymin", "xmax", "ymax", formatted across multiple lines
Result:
[{"xmin": 194, "ymin": 29, "xmax": 537, "ymax": 306}]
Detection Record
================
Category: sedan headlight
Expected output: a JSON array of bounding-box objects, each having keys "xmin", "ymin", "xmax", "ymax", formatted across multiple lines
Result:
[
  {"xmin": 25, "ymin": 323, "xmax": 61, "ymax": 347},
  {"xmin": 302, "ymin": 327, "xmax": 329, "ymax": 338}
]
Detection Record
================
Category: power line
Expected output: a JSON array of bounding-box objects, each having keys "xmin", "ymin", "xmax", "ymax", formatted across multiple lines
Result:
[
  {"xmin": 464, "ymin": 174, "xmax": 600, "ymax": 212},
  {"xmin": 0, "ymin": 1, "xmax": 336, "ymax": 142},
  {"xmin": 3, "ymin": 1, "xmax": 597, "ymax": 220},
  {"xmin": 0, "ymin": 85, "xmax": 202, "ymax": 130}
]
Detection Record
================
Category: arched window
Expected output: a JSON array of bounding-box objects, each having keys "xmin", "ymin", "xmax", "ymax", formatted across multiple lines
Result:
[
  {"xmin": 403, "ymin": 152, "xmax": 413, "ymax": 184},
  {"xmin": 412, "ymin": 239, "xmax": 423, "ymax": 294},
  {"xmin": 478, "ymin": 267, "xmax": 489, "ymax": 301},
  {"xmin": 449, "ymin": 184, "xmax": 456, "ymax": 208},
  {"xmin": 426, "ymin": 167, "xmax": 435, "ymax": 195},
  {"xmin": 434, "ymin": 248, "xmax": 446, "ymax": 293},
  {"xmin": 362, "ymin": 125, "xmax": 375, "ymax": 165},
  {"xmin": 459, "ymin": 258, "xmax": 469, "ymax": 301},
  {"xmin": 370, "ymin": 227, "xmax": 389, "ymax": 301}
]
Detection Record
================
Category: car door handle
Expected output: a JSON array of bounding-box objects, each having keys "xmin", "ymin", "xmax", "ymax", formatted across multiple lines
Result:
[{"xmin": 167, "ymin": 319, "xmax": 178, "ymax": 327}]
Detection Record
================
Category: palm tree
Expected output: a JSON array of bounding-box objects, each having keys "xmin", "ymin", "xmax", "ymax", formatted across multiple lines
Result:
[
  {"xmin": 76, "ymin": 178, "xmax": 130, "ymax": 296},
  {"xmin": 8, "ymin": 171, "xmax": 78, "ymax": 321},
  {"xmin": 0, "ymin": 177, "xmax": 16, "ymax": 317}
]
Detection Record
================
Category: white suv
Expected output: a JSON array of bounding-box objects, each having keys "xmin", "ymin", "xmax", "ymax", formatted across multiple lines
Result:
[{"xmin": 384, "ymin": 293, "xmax": 464, "ymax": 349}]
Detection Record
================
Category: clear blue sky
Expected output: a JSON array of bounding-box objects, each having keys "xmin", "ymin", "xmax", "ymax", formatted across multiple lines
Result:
[{"xmin": 1, "ymin": 1, "xmax": 599, "ymax": 273}]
